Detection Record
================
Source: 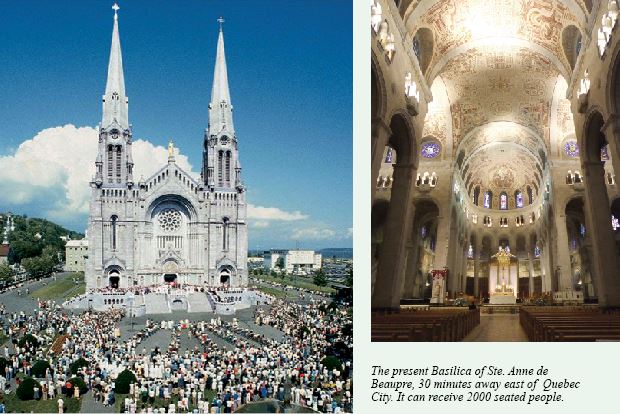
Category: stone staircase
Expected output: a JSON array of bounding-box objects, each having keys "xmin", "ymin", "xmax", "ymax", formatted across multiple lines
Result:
[
  {"xmin": 144, "ymin": 293, "xmax": 171, "ymax": 314},
  {"xmin": 187, "ymin": 292, "xmax": 214, "ymax": 313}
]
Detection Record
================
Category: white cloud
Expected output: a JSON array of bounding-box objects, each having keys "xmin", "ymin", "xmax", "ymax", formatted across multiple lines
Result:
[
  {"xmin": 0, "ymin": 124, "xmax": 296, "ymax": 228},
  {"xmin": 347, "ymin": 227, "xmax": 353, "ymax": 238},
  {"xmin": 247, "ymin": 204, "xmax": 308, "ymax": 221},
  {"xmin": 291, "ymin": 227, "xmax": 337, "ymax": 240},
  {"xmin": 250, "ymin": 220, "xmax": 270, "ymax": 228}
]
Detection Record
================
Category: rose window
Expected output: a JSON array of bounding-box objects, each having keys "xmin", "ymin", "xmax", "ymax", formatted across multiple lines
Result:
[
  {"xmin": 564, "ymin": 141, "xmax": 579, "ymax": 158},
  {"xmin": 158, "ymin": 209, "xmax": 182, "ymax": 232},
  {"xmin": 421, "ymin": 142, "xmax": 441, "ymax": 158}
]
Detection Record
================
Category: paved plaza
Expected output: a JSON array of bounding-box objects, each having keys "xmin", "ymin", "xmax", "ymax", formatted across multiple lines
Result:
[{"xmin": 0, "ymin": 273, "xmax": 353, "ymax": 413}]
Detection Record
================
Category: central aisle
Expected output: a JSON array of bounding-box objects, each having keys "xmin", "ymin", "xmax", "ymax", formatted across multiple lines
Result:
[{"xmin": 463, "ymin": 314, "xmax": 528, "ymax": 342}]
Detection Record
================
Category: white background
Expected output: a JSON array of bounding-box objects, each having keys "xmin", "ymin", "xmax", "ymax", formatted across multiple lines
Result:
[{"xmin": 352, "ymin": 1, "xmax": 620, "ymax": 413}]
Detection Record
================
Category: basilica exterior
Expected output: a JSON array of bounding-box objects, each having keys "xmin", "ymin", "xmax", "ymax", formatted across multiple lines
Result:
[{"xmin": 85, "ymin": 9, "xmax": 248, "ymax": 291}]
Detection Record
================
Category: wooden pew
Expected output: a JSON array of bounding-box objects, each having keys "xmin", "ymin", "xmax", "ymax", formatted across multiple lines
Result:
[
  {"xmin": 520, "ymin": 307, "xmax": 620, "ymax": 341},
  {"xmin": 371, "ymin": 308, "xmax": 480, "ymax": 342}
]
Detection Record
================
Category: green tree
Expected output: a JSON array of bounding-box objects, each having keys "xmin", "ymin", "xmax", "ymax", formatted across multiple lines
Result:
[
  {"xmin": 321, "ymin": 355, "xmax": 342, "ymax": 371},
  {"xmin": 115, "ymin": 369, "xmax": 137, "ymax": 394},
  {"xmin": 70, "ymin": 357, "xmax": 89, "ymax": 375},
  {"xmin": 0, "ymin": 263, "xmax": 14, "ymax": 283},
  {"xmin": 31, "ymin": 360, "xmax": 51, "ymax": 378},
  {"xmin": 68, "ymin": 377, "xmax": 88, "ymax": 396},
  {"xmin": 275, "ymin": 257, "xmax": 285, "ymax": 270},
  {"xmin": 346, "ymin": 268, "xmax": 353, "ymax": 288},
  {"xmin": 313, "ymin": 269, "xmax": 328, "ymax": 287},
  {"xmin": 16, "ymin": 377, "xmax": 40, "ymax": 401}
]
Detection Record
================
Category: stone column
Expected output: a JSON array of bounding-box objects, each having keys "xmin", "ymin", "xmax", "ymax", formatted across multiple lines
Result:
[
  {"xmin": 583, "ymin": 160, "xmax": 620, "ymax": 306},
  {"xmin": 401, "ymin": 240, "xmax": 417, "ymax": 299},
  {"xmin": 602, "ymin": 114, "xmax": 620, "ymax": 198},
  {"xmin": 473, "ymin": 236, "xmax": 481, "ymax": 297},
  {"xmin": 461, "ymin": 239, "xmax": 469, "ymax": 293},
  {"xmin": 554, "ymin": 210, "xmax": 574, "ymax": 292},
  {"xmin": 371, "ymin": 163, "xmax": 417, "ymax": 310},
  {"xmin": 371, "ymin": 119, "xmax": 391, "ymax": 202},
  {"xmin": 526, "ymin": 241, "xmax": 535, "ymax": 297}
]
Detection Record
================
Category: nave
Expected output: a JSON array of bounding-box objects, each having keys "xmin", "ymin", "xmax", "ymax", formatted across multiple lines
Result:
[{"xmin": 371, "ymin": 0, "xmax": 620, "ymax": 341}]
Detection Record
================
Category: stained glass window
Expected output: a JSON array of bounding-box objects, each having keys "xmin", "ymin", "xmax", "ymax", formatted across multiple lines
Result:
[
  {"xmin": 580, "ymin": 223, "xmax": 586, "ymax": 237},
  {"xmin": 385, "ymin": 147, "xmax": 393, "ymax": 163},
  {"xmin": 484, "ymin": 192, "xmax": 491, "ymax": 209},
  {"xmin": 467, "ymin": 245, "xmax": 474, "ymax": 259},
  {"xmin": 421, "ymin": 226, "xmax": 427, "ymax": 238},
  {"xmin": 500, "ymin": 193, "xmax": 508, "ymax": 210},
  {"xmin": 516, "ymin": 191, "xmax": 523, "ymax": 208},
  {"xmin": 534, "ymin": 246, "xmax": 541, "ymax": 258},
  {"xmin": 601, "ymin": 145, "xmax": 610, "ymax": 161},
  {"xmin": 421, "ymin": 142, "xmax": 441, "ymax": 158},
  {"xmin": 564, "ymin": 141, "xmax": 579, "ymax": 157},
  {"xmin": 613, "ymin": 215, "xmax": 619, "ymax": 231},
  {"xmin": 412, "ymin": 36, "xmax": 421, "ymax": 62}
]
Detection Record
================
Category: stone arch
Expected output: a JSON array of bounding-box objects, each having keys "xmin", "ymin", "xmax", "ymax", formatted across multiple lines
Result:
[
  {"xmin": 606, "ymin": 32, "xmax": 620, "ymax": 117},
  {"xmin": 105, "ymin": 265, "xmax": 123, "ymax": 289},
  {"xmin": 412, "ymin": 27, "xmax": 434, "ymax": 76},
  {"xmin": 388, "ymin": 111, "xmax": 417, "ymax": 168},
  {"xmin": 561, "ymin": 25, "xmax": 582, "ymax": 71},
  {"xmin": 581, "ymin": 110, "xmax": 607, "ymax": 163},
  {"xmin": 146, "ymin": 194, "xmax": 198, "ymax": 222},
  {"xmin": 371, "ymin": 52, "xmax": 388, "ymax": 121}
]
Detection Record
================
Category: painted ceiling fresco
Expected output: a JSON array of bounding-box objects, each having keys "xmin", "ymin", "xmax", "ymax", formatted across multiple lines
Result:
[{"xmin": 440, "ymin": 45, "xmax": 558, "ymax": 148}]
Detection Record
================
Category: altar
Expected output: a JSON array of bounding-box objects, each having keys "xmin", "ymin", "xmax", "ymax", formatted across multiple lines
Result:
[{"xmin": 489, "ymin": 247, "xmax": 517, "ymax": 305}]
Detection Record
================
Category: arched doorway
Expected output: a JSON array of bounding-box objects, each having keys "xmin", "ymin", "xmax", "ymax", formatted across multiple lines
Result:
[
  {"xmin": 220, "ymin": 268, "xmax": 231, "ymax": 285},
  {"xmin": 164, "ymin": 274, "xmax": 177, "ymax": 284},
  {"xmin": 109, "ymin": 270, "xmax": 120, "ymax": 289},
  {"xmin": 162, "ymin": 260, "xmax": 179, "ymax": 284}
]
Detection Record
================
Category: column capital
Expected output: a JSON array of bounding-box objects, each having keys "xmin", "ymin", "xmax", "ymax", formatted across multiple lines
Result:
[
  {"xmin": 371, "ymin": 117, "xmax": 391, "ymax": 137},
  {"xmin": 602, "ymin": 113, "xmax": 620, "ymax": 135}
]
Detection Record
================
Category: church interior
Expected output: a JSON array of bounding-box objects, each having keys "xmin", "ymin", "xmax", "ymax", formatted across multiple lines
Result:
[{"xmin": 371, "ymin": 0, "xmax": 620, "ymax": 341}]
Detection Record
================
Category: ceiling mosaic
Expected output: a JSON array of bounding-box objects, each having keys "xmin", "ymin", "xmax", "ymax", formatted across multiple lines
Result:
[
  {"xmin": 464, "ymin": 145, "xmax": 540, "ymax": 194},
  {"xmin": 418, "ymin": 0, "xmax": 583, "ymax": 73},
  {"xmin": 441, "ymin": 45, "xmax": 558, "ymax": 148},
  {"xmin": 401, "ymin": 0, "xmax": 586, "ymax": 208}
]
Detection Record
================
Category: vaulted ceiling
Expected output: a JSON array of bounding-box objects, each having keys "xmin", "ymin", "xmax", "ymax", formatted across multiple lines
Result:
[{"xmin": 403, "ymin": 0, "xmax": 584, "ymax": 206}]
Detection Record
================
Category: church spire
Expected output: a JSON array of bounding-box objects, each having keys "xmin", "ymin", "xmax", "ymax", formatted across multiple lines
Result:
[
  {"xmin": 102, "ymin": 3, "xmax": 128, "ymax": 131},
  {"xmin": 208, "ymin": 17, "xmax": 234, "ymax": 136}
]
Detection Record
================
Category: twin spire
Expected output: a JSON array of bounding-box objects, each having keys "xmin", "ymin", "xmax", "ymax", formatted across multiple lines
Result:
[
  {"xmin": 101, "ymin": 4, "xmax": 233, "ymax": 136},
  {"xmin": 208, "ymin": 17, "xmax": 234, "ymax": 136},
  {"xmin": 102, "ymin": 3, "xmax": 128, "ymax": 130}
]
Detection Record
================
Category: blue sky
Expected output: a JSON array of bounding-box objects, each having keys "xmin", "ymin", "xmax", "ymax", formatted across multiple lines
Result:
[{"xmin": 0, "ymin": 0, "xmax": 352, "ymax": 250}]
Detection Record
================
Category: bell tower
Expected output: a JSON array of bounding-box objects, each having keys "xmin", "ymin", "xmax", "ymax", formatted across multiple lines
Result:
[
  {"xmin": 93, "ymin": 3, "xmax": 134, "ymax": 188},
  {"xmin": 203, "ymin": 18, "xmax": 243, "ymax": 191}
]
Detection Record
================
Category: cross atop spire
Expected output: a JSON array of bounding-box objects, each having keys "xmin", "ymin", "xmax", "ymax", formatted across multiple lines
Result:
[
  {"xmin": 217, "ymin": 16, "xmax": 225, "ymax": 32},
  {"xmin": 102, "ymin": 2, "xmax": 128, "ymax": 131}
]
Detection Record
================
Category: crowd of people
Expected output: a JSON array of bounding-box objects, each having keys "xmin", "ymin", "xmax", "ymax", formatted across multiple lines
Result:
[{"xmin": 0, "ymin": 284, "xmax": 353, "ymax": 413}]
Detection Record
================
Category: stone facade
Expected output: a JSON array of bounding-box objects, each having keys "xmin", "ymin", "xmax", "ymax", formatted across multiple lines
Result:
[{"xmin": 85, "ymin": 10, "xmax": 248, "ymax": 291}]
